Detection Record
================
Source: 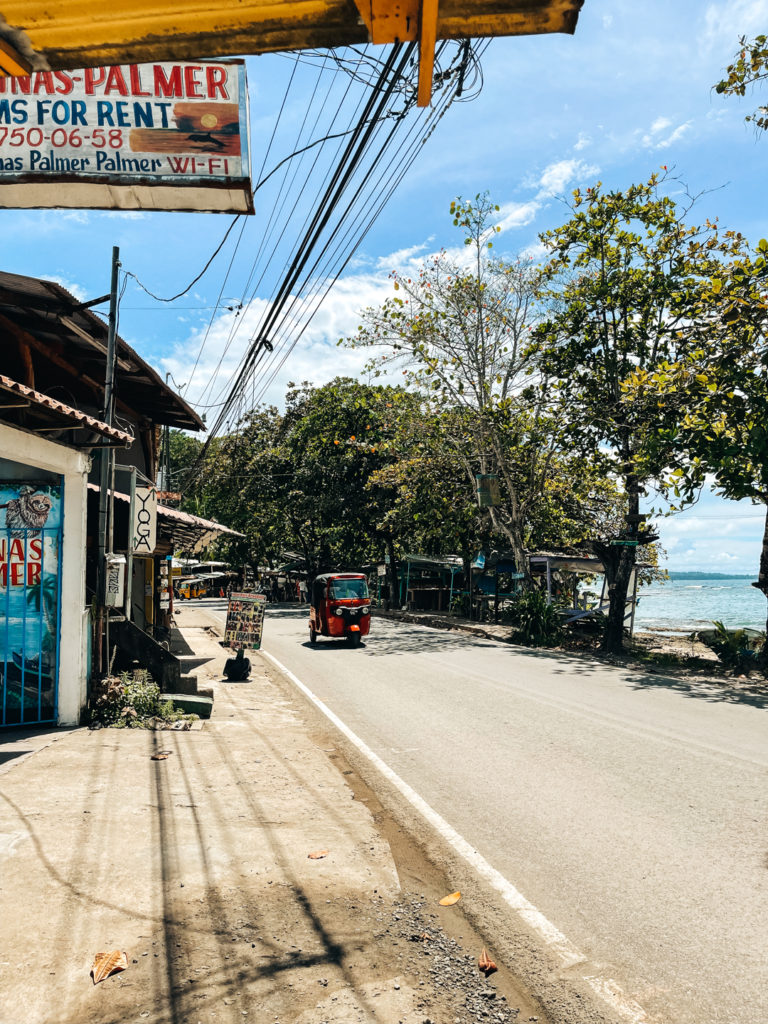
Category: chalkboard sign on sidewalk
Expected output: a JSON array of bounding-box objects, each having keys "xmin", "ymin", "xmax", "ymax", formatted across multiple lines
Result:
[{"xmin": 224, "ymin": 592, "xmax": 266, "ymax": 650}]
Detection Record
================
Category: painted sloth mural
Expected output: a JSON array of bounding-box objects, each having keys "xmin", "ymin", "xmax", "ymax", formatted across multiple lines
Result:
[{"xmin": 0, "ymin": 483, "xmax": 61, "ymax": 723}]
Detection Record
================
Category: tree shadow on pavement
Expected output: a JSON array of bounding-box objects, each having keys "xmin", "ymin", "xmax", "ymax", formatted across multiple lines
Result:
[
  {"xmin": 137, "ymin": 693, "xmax": 395, "ymax": 1024},
  {"xmin": 509, "ymin": 645, "xmax": 768, "ymax": 709}
]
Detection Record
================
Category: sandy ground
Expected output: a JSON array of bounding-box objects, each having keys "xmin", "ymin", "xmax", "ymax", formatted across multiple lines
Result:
[{"xmin": 0, "ymin": 610, "xmax": 557, "ymax": 1024}]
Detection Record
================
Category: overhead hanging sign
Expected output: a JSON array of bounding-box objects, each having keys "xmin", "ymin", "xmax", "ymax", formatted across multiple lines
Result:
[{"xmin": 0, "ymin": 60, "xmax": 253, "ymax": 213}]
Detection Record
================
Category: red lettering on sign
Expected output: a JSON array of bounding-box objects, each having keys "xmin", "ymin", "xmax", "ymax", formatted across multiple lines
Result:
[
  {"xmin": 206, "ymin": 66, "xmax": 228, "ymax": 99},
  {"xmin": 0, "ymin": 536, "xmax": 46, "ymax": 589},
  {"xmin": 129, "ymin": 65, "xmax": 151, "ymax": 97},
  {"xmin": 54, "ymin": 72, "xmax": 74, "ymax": 95},
  {"xmin": 183, "ymin": 66, "xmax": 203, "ymax": 98},
  {"xmin": 84, "ymin": 68, "xmax": 106, "ymax": 94},
  {"xmin": 104, "ymin": 66, "xmax": 129, "ymax": 96},
  {"xmin": 33, "ymin": 72, "xmax": 56, "ymax": 95},
  {"xmin": 154, "ymin": 65, "xmax": 183, "ymax": 98}
]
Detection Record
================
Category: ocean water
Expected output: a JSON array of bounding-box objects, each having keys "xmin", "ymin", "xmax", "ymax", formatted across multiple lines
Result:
[{"xmin": 634, "ymin": 577, "xmax": 767, "ymax": 634}]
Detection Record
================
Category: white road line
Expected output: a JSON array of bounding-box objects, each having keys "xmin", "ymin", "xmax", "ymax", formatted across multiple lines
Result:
[{"xmin": 261, "ymin": 647, "xmax": 655, "ymax": 1024}]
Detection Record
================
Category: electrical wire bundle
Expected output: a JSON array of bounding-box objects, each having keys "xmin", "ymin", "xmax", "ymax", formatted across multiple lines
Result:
[{"xmin": 172, "ymin": 38, "xmax": 490, "ymax": 491}]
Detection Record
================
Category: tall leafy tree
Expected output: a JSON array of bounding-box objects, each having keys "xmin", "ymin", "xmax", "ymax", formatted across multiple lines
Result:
[
  {"xmin": 624, "ymin": 242, "xmax": 768, "ymax": 665},
  {"xmin": 342, "ymin": 193, "xmax": 566, "ymax": 572},
  {"xmin": 535, "ymin": 173, "xmax": 747, "ymax": 653}
]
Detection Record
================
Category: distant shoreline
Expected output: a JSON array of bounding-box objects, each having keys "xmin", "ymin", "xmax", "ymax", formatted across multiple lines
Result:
[{"xmin": 666, "ymin": 572, "xmax": 754, "ymax": 580}]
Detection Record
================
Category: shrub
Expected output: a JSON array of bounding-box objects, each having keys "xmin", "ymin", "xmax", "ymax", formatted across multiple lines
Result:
[
  {"xmin": 90, "ymin": 670, "xmax": 188, "ymax": 728},
  {"xmin": 508, "ymin": 589, "xmax": 563, "ymax": 647},
  {"xmin": 701, "ymin": 621, "xmax": 764, "ymax": 673}
]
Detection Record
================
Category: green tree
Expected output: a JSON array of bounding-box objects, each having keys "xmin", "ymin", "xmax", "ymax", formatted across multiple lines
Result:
[
  {"xmin": 715, "ymin": 34, "xmax": 768, "ymax": 131},
  {"xmin": 623, "ymin": 242, "xmax": 768, "ymax": 666},
  {"xmin": 342, "ymin": 194, "xmax": 567, "ymax": 573},
  {"xmin": 535, "ymin": 173, "xmax": 747, "ymax": 653}
]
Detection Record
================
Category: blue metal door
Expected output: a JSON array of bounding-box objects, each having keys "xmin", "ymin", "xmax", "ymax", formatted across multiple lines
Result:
[{"xmin": 0, "ymin": 482, "xmax": 63, "ymax": 726}]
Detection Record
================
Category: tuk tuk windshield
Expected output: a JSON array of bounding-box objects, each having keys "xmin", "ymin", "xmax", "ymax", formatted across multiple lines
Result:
[{"xmin": 329, "ymin": 578, "xmax": 369, "ymax": 600}]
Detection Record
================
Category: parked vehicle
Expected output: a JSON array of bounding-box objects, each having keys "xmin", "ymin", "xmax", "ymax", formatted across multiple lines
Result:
[
  {"xmin": 176, "ymin": 577, "xmax": 207, "ymax": 600},
  {"xmin": 308, "ymin": 573, "xmax": 371, "ymax": 648}
]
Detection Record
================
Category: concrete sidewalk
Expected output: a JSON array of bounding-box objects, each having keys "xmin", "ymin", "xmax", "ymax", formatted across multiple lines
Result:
[{"xmin": 0, "ymin": 606, "xmax": 532, "ymax": 1024}]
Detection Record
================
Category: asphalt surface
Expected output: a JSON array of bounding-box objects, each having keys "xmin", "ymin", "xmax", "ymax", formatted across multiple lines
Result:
[{"xmin": 209, "ymin": 598, "xmax": 768, "ymax": 1024}]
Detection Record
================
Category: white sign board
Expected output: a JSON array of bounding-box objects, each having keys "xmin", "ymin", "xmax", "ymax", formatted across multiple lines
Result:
[
  {"xmin": 132, "ymin": 486, "xmax": 157, "ymax": 555},
  {"xmin": 105, "ymin": 553, "xmax": 126, "ymax": 607},
  {"xmin": 0, "ymin": 60, "xmax": 253, "ymax": 213}
]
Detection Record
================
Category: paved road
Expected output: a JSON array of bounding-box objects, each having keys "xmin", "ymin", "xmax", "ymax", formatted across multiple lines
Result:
[{"xmin": 209, "ymin": 599, "xmax": 768, "ymax": 1024}]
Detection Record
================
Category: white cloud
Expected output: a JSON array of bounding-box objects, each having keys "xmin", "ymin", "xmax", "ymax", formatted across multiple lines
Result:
[
  {"xmin": 700, "ymin": 0, "xmax": 768, "ymax": 54},
  {"xmin": 377, "ymin": 241, "xmax": 430, "ymax": 269},
  {"xmin": 641, "ymin": 117, "xmax": 691, "ymax": 149},
  {"xmin": 49, "ymin": 276, "xmax": 88, "ymax": 301},
  {"xmin": 574, "ymin": 132, "xmax": 591, "ymax": 151},
  {"xmin": 161, "ymin": 265, "xmax": 396, "ymax": 414},
  {"xmin": 103, "ymin": 210, "xmax": 147, "ymax": 220},
  {"xmin": 536, "ymin": 158, "xmax": 600, "ymax": 197},
  {"xmin": 520, "ymin": 240, "xmax": 549, "ymax": 262},
  {"xmin": 496, "ymin": 200, "xmax": 541, "ymax": 231}
]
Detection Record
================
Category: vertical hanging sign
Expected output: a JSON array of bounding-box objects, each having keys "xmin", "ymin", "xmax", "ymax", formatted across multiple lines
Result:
[{"xmin": 132, "ymin": 486, "xmax": 157, "ymax": 555}]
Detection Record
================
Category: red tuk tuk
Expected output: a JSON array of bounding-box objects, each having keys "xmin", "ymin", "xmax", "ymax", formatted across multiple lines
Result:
[{"xmin": 309, "ymin": 573, "xmax": 371, "ymax": 647}]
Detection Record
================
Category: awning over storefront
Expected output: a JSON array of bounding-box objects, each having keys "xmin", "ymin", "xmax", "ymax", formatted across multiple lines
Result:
[
  {"xmin": 87, "ymin": 484, "xmax": 243, "ymax": 554},
  {"xmin": 0, "ymin": 272, "xmax": 204, "ymax": 434},
  {"xmin": 157, "ymin": 503, "xmax": 244, "ymax": 554},
  {"xmin": 3, "ymin": 1, "xmax": 585, "ymax": 80}
]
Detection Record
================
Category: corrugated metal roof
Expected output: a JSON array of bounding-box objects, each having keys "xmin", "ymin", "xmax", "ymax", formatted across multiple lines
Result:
[
  {"xmin": 0, "ymin": 271, "xmax": 204, "ymax": 432},
  {"xmin": 0, "ymin": 373, "xmax": 134, "ymax": 444},
  {"xmin": 1, "ymin": 1, "xmax": 584, "ymax": 74}
]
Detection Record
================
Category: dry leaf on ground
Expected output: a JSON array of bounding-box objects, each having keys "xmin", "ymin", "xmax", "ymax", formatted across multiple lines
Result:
[
  {"xmin": 478, "ymin": 947, "xmax": 497, "ymax": 975},
  {"xmin": 308, "ymin": 849, "xmax": 329, "ymax": 859},
  {"xmin": 150, "ymin": 751, "xmax": 172, "ymax": 760},
  {"xmin": 438, "ymin": 891, "xmax": 461, "ymax": 906},
  {"xmin": 91, "ymin": 950, "xmax": 128, "ymax": 984}
]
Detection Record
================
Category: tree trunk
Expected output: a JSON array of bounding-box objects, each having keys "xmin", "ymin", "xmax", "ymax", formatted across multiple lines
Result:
[
  {"xmin": 597, "ymin": 543, "xmax": 636, "ymax": 654},
  {"xmin": 385, "ymin": 534, "xmax": 399, "ymax": 611},
  {"xmin": 753, "ymin": 501, "xmax": 768, "ymax": 672},
  {"xmin": 461, "ymin": 543, "xmax": 472, "ymax": 619},
  {"xmin": 488, "ymin": 506, "xmax": 528, "ymax": 582},
  {"xmin": 596, "ymin": 463, "xmax": 640, "ymax": 655}
]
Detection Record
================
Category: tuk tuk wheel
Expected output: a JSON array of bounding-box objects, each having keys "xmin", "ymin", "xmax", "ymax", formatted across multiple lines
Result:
[
  {"xmin": 309, "ymin": 628, "xmax": 317, "ymax": 645},
  {"xmin": 347, "ymin": 631, "xmax": 361, "ymax": 649}
]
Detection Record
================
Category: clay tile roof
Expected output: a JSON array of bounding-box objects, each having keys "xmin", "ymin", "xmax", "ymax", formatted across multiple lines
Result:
[{"xmin": 0, "ymin": 373, "xmax": 134, "ymax": 444}]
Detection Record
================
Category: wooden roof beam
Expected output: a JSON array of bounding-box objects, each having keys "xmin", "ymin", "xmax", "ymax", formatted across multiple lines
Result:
[
  {"xmin": 417, "ymin": 0, "xmax": 438, "ymax": 107},
  {"xmin": 352, "ymin": 0, "xmax": 439, "ymax": 106},
  {"xmin": 0, "ymin": 36, "xmax": 32, "ymax": 76}
]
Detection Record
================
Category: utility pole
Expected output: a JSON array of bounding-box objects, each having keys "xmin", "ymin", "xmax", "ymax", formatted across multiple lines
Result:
[
  {"xmin": 95, "ymin": 245, "xmax": 120, "ymax": 677},
  {"xmin": 163, "ymin": 373, "xmax": 171, "ymax": 491}
]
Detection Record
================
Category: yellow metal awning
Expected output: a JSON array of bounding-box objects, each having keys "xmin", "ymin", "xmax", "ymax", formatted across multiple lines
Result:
[{"xmin": 0, "ymin": 0, "xmax": 584, "ymax": 106}]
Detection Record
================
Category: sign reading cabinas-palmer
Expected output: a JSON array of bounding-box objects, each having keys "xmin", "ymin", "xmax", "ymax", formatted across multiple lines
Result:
[{"xmin": 0, "ymin": 60, "xmax": 253, "ymax": 214}]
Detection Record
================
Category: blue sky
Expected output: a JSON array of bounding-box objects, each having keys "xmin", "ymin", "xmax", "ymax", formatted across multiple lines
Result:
[{"xmin": 5, "ymin": 0, "xmax": 768, "ymax": 572}]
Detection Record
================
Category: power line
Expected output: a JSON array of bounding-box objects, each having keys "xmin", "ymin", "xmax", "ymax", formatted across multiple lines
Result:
[
  {"xmin": 180, "ymin": 39, "xmax": 488, "ymax": 490},
  {"xmin": 203, "ymin": 44, "xmax": 412, "ymax": 439},
  {"xmin": 124, "ymin": 215, "xmax": 243, "ymax": 302}
]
